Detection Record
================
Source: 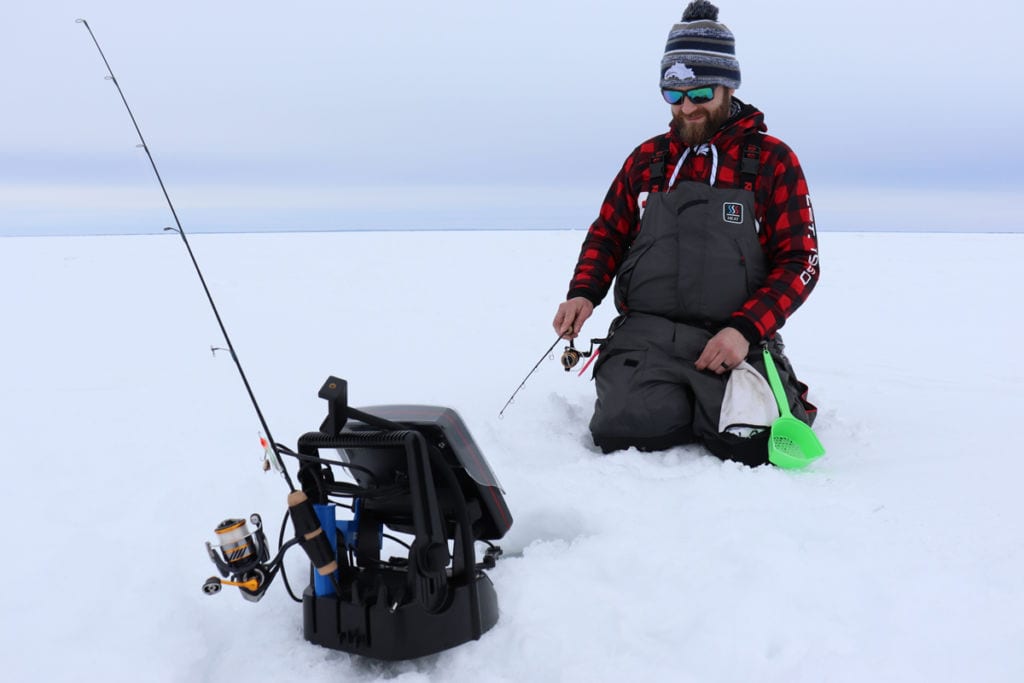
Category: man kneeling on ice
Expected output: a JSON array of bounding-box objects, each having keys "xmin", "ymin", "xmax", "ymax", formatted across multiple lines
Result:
[{"xmin": 552, "ymin": 1, "xmax": 818, "ymax": 466}]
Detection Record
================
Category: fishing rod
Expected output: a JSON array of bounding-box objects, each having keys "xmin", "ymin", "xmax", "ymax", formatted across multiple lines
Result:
[
  {"xmin": 498, "ymin": 334, "xmax": 604, "ymax": 417},
  {"xmin": 498, "ymin": 334, "xmax": 562, "ymax": 417},
  {"xmin": 76, "ymin": 18, "xmax": 354, "ymax": 600},
  {"xmin": 76, "ymin": 18, "xmax": 296, "ymax": 493}
]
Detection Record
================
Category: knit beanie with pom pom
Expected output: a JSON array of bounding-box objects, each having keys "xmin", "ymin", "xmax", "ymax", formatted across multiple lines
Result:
[{"xmin": 660, "ymin": 1, "xmax": 741, "ymax": 91}]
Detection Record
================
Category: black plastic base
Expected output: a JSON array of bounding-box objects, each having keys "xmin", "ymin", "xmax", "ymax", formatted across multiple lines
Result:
[{"xmin": 302, "ymin": 570, "xmax": 500, "ymax": 661}]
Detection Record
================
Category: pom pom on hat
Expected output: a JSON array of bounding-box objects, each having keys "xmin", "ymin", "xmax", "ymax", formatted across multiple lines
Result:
[
  {"xmin": 660, "ymin": 1, "xmax": 740, "ymax": 91},
  {"xmin": 682, "ymin": 0, "xmax": 719, "ymax": 21}
]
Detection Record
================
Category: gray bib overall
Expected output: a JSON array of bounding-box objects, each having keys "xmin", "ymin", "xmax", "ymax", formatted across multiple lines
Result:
[
  {"xmin": 612, "ymin": 180, "xmax": 766, "ymax": 321},
  {"xmin": 589, "ymin": 148, "xmax": 812, "ymax": 463}
]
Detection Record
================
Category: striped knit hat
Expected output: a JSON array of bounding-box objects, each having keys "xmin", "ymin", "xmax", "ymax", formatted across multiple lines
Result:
[{"xmin": 660, "ymin": 1, "xmax": 741, "ymax": 91}]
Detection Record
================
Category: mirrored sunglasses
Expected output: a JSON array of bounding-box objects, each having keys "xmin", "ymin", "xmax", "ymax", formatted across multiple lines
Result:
[{"xmin": 661, "ymin": 85, "xmax": 717, "ymax": 105}]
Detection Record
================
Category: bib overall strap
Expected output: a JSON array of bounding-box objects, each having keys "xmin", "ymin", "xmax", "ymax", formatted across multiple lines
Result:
[
  {"xmin": 740, "ymin": 133, "xmax": 762, "ymax": 192},
  {"xmin": 648, "ymin": 135, "xmax": 671, "ymax": 193}
]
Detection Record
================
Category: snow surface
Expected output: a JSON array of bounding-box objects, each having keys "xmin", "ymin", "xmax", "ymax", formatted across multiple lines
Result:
[{"xmin": 2, "ymin": 230, "xmax": 1023, "ymax": 682}]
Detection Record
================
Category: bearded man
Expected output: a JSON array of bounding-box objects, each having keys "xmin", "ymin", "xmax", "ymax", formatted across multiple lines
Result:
[{"xmin": 552, "ymin": 0, "xmax": 820, "ymax": 465}]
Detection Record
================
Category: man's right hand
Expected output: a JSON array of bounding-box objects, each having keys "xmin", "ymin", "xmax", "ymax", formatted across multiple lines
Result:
[{"xmin": 552, "ymin": 297, "xmax": 594, "ymax": 339}]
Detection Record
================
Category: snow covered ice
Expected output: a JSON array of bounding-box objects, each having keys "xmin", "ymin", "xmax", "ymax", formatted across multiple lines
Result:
[{"xmin": 1, "ymin": 229, "xmax": 1023, "ymax": 682}]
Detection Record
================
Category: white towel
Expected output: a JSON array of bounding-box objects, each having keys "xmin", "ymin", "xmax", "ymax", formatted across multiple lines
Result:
[{"xmin": 718, "ymin": 361, "xmax": 779, "ymax": 436}]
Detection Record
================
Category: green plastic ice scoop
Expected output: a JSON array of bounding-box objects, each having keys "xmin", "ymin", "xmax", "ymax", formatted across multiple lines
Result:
[{"xmin": 761, "ymin": 347, "xmax": 825, "ymax": 469}]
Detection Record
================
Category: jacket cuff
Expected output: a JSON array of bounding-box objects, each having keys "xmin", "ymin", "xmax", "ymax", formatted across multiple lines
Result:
[
  {"xmin": 725, "ymin": 316, "xmax": 761, "ymax": 345},
  {"xmin": 566, "ymin": 288, "xmax": 603, "ymax": 307}
]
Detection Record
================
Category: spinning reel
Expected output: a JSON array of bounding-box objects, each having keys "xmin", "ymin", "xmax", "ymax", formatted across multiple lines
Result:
[
  {"xmin": 560, "ymin": 337, "xmax": 603, "ymax": 372},
  {"xmin": 203, "ymin": 515, "xmax": 277, "ymax": 600}
]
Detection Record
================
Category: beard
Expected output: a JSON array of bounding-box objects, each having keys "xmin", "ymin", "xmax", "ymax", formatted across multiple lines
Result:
[{"xmin": 671, "ymin": 94, "xmax": 733, "ymax": 146}]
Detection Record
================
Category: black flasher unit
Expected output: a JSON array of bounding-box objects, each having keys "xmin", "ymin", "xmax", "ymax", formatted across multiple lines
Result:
[{"xmin": 202, "ymin": 377, "xmax": 512, "ymax": 661}]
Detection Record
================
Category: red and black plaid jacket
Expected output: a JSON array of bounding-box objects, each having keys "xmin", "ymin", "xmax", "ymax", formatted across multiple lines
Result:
[{"xmin": 567, "ymin": 100, "xmax": 820, "ymax": 343}]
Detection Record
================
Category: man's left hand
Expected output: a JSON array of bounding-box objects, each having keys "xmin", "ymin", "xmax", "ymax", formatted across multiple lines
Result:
[{"xmin": 695, "ymin": 327, "xmax": 750, "ymax": 375}]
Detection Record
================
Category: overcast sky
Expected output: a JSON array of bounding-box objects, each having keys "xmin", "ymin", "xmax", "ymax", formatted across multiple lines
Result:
[{"xmin": 2, "ymin": 0, "xmax": 1022, "ymax": 235}]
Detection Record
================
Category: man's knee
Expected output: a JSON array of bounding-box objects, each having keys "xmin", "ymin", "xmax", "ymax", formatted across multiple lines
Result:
[{"xmin": 589, "ymin": 386, "xmax": 693, "ymax": 454}]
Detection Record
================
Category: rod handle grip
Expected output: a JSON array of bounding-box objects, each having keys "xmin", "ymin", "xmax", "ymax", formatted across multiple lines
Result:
[{"xmin": 288, "ymin": 491, "xmax": 339, "ymax": 576}]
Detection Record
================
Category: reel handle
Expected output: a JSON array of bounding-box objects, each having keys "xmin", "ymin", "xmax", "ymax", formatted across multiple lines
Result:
[{"xmin": 202, "ymin": 576, "xmax": 260, "ymax": 595}]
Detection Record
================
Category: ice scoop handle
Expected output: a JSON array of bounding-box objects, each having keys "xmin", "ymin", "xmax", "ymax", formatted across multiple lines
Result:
[{"xmin": 762, "ymin": 347, "xmax": 794, "ymax": 420}]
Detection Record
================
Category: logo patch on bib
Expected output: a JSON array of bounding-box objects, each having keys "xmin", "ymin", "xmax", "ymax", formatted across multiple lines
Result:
[{"xmin": 723, "ymin": 202, "xmax": 744, "ymax": 224}]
